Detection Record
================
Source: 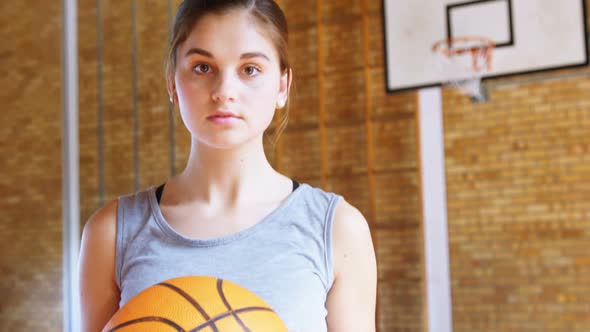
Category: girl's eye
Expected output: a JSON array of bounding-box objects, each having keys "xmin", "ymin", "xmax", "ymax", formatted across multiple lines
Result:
[
  {"xmin": 194, "ymin": 63, "xmax": 211, "ymax": 74},
  {"xmin": 243, "ymin": 65, "xmax": 261, "ymax": 77}
]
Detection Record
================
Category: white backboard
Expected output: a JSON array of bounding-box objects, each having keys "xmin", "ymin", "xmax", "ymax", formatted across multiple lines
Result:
[{"xmin": 383, "ymin": 0, "xmax": 589, "ymax": 92}]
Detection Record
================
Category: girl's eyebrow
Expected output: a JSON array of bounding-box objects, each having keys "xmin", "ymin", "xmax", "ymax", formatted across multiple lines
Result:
[
  {"xmin": 240, "ymin": 52, "xmax": 270, "ymax": 62},
  {"xmin": 184, "ymin": 48, "xmax": 270, "ymax": 62},
  {"xmin": 185, "ymin": 47, "xmax": 213, "ymax": 58}
]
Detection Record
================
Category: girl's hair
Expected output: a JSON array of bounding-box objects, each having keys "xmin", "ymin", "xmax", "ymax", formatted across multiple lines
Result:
[{"xmin": 165, "ymin": 0, "xmax": 292, "ymax": 147}]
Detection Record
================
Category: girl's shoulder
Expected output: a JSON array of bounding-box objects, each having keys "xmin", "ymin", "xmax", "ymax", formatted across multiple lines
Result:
[{"xmin": 82, "ymin": 198, "xmax": 118, "ymax": 240}]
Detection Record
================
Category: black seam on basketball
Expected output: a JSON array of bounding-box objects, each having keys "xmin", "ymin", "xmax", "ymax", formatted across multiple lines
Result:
[
  {"xmin": 189, "ymin": 307, "xmax": 275, "ymax": 332},
  {"xmin": 216, "ymin": 279, "xmax": 251, "ymax": 332},
  {"xmin": 158, "ymin": 282, "xmax": 220, "ymax": 332},
  {"xmin": 107, "ymin": 316, "xmax": 185, "ymax": 332}
]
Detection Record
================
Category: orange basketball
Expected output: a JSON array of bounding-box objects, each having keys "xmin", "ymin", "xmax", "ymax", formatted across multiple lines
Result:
[{"xmin": 102, "ymin": 276, "xmax": 288, "ymax": 332}]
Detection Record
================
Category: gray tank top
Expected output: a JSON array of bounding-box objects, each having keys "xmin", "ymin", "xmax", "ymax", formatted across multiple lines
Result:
[{"xmin": 116, "ymin": 182, "xmax": 342, "ymax": 332}]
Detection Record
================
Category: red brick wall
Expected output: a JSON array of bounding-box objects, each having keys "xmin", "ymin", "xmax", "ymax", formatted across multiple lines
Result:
[
  {"xmin": 79, "ymin": 0, "xmax": 182, "ymax": 219},
  {"xmin": 279, "ymin": 1, "xmax": 424, "ymax": 330},
  {"xmin": 80, "ymin": 0, "xmax": 425, "ymax": 330},
  {"xmin": 0, "ymin": 2, "xmax": 64, "ymax": 330},
  {"xmin": 2, "ymin": 0, "xmax": 582, "ymax": 330},
  {"xmin": 444, "ymin": 73, "xmax": 590, "ymax": 331},
  {"xmin": 3, "ymin": 1, "xmax": 424, "ymax": 331}
]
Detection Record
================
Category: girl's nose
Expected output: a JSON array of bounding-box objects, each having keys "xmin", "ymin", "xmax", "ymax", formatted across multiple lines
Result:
[{"xmin": 211, "ymin": 72, "xmax": 237, "ymax": 103}]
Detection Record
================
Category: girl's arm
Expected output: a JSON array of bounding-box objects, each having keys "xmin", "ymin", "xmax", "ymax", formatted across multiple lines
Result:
[
  {"xmin": 79, "ymin": 199, "xmax": 120, "ymax": 332},
  {"xmin": 326, "ymin": 199, "xmax": 378, "ymax": 332}
]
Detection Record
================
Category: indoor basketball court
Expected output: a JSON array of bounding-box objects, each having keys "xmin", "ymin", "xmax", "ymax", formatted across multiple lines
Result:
[
  {"xmin": 1, "ymin": 0, "xmax": 589, "ymax": 331},
  {"xmin": 383, "ymin": 0, "xmax": 588, "ymax": 331}
]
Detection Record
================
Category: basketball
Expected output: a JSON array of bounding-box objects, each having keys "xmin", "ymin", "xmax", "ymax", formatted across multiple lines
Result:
[{"xmin": 102, "ymin": 276, "xmax": 288, "ymax": 332}]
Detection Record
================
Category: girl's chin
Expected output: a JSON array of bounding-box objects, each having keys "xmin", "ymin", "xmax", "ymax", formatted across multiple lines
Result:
[{"xmin": 194, "ymin": 133, "xmax": 261, "ymax": 150}]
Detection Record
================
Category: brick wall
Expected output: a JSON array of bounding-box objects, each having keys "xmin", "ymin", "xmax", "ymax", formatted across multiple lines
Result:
[
  {"xmin": 3, "ymin": 0, "xmax": 423, "ymax": 331},
  {"xmin": 279, "ymin": 1, "xmax": 424, "ymax": 330},
  {"xmin": 0, "ymin": 1, "xmax": 64, "ymax": 330},
  {"xmin": 79, "ymin": 0, "xmax": 182, "ymax": 220},
  {"xmin": 444, "ymin": 73, "xmax": 590, "ymax": 331},
  {"xmin": 3, "ymin": 1, "xmax": 586, "ymax": 331},
  {"xmin": 78, "ymin": 0, "xmax": 425, "ymax": 331}
]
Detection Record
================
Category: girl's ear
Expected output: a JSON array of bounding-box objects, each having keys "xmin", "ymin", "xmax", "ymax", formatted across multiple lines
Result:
[
  {"xmin": 277, "ymin": 68, "xmax": 292, "ymax": 109},
  {"xmin": 167, "ymin": 75, "xmax": 176, "ymax": 104}
]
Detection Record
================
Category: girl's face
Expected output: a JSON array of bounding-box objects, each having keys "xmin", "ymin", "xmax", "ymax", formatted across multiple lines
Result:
[{"xmin": 172, "ymin": 9, "xmax": 289, "ymax": 150}]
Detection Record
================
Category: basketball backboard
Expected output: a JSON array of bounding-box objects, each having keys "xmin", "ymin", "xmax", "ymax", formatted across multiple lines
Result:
[{"xmin": 382, "ymin": 0, "xmax": 589, "ymax": 92}]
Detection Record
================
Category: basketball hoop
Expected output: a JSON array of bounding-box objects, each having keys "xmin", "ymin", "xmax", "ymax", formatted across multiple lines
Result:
[{"xmin": 432, "ymin": 36, "xmax": 495, "ymax": 102}]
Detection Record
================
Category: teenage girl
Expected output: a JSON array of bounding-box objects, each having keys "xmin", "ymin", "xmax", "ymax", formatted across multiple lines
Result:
[{"xmin": 79, "ymin": 1, "xmax": 377, "ymax": 331}]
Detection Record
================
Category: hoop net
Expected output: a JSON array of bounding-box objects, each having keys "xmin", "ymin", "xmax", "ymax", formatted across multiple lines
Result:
[{"xmin": 432, "ymin": 36, "xmax": 495, "ymax": 101}]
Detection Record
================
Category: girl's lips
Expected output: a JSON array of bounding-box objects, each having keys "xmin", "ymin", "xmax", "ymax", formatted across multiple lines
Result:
[
  {"xmin": 207, "ymin": 115, "xmax": 241, "ymax": 124},
  {"xmin": 207, "ymin": 110, "xmax": 240, "ymax": 119}
]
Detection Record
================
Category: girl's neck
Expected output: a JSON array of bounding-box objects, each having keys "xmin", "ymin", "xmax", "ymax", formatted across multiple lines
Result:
[{"xmin": 171, "ymin": 136, "xmax": 283, "ymax": 207}]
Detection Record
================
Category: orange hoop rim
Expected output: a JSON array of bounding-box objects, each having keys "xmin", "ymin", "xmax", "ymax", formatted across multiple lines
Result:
[
  {"xmin": 432, "ymin": 36, "xmax": 496, "ymax": 72},
  {"xmin": 432, "ymin": 36, "xmax": 496, "ymax": 56}
]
